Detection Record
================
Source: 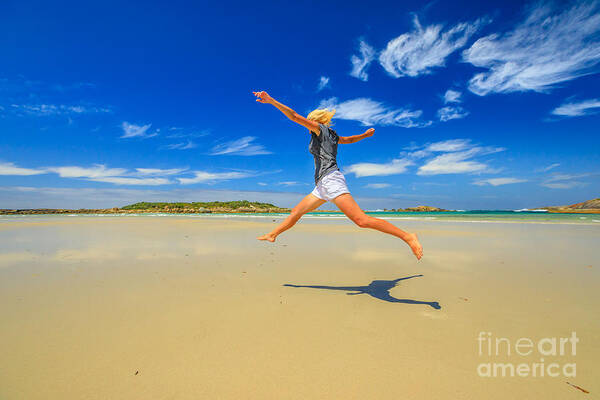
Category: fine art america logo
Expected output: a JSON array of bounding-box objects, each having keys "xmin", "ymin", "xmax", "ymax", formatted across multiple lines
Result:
[{"xmin": 477, "ymin": 331, "xmax": 578, "ymax": 378}]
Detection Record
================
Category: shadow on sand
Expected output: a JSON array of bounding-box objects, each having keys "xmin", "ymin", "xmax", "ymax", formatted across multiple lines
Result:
[{"xmin": 284, "ymin": 275, "xmax": 441, "ymax": 309}]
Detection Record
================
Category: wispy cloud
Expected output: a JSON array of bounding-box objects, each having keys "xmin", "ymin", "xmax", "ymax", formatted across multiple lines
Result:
[
  {"xmin": 177, "ymin": 171, "xmax": 251, "ymax": 184},
  {"xmin": 535, "ymin": 163, "xmax": 560, "ymax": 173},
  {"xmin": 416, "ymin": 140, "xmax": 505, "ymax": 175},
  {"xmin": 10, "ymin": 103, "xmax": 111, "ymax": 116},
  {"xmin": 346, "ymin": 138, "xmax": 504, "ymax": 178},
  {"xmin": 166, "ymin": 141, "xmax": 197, "ymax": 150},
  {"xmin": 318, "ymin": 97, "xmax": 430, "ymax": 128},
  {"xmin": 424, "ymin": 139, "xmax": 472, "ymax": 152},
  {"xmin": 210, "ymin": 136, "xmax": 270, "ymax": 156},
  {"xmin": 2, "ymin": 159, "xmax": 261, "ymax": 187},
  {"xmin": 87, "ymin": 176, "xmax": 171, "ymax": 185},
  {"xmin": 378, "ymin": 15, "xmax": 487, "ymax": 78},
  {"xmin": 135, "ymin": 168, "xmax": 188, "ymax": 176},
  {"xmin": 278, "ymin": 181, "xmax": 300, "ymax": 186},
  {"xmin": 0, "ymin": 162, "xmax": 47, "ymax": 176},
  {"xmin": 350, "ymin": 40, "xmax": 376, "ymax": 81},
  {"xmin": 46, "ymin": 164, "xmax": 128, "ymax": 179},
  {"xmin": 0, "ymin": 76, "xmax": 95, "ymax": 94},
  {"xmin": 443, "ymin": 89, "xmax": 462, "ymax": 103},
  {"xmin": 463, "ymin": 1, "xmax": 600, "ymax": 95},
  {"xmin": 364, "ymin": 183, "xmax": 392, "ymax": 189},
  {"xmin": 540, "ymin": 173, "xmax": 592, "ymax": 189},
  {"xmin": 345, "ymin": 159, "xmax": 414, "ymax": 177},
  {"xmin": 437, "ymin": 106, "xmax": 469, "ymax": 121},
  {"xmin": 551, "ymin": 98, "xmax": 600, "ymax": 117},
  {"xmin": 45, "ymin": 164, "xmax": 172, "ymax": 186},
  {"xmin": 317, "ymin": 76, "xmax": 330, "ymax": 91},
  {"xmin": 418, "ymin": 150, "xmax": 488, "ymax": 175},
  {"xmin": 121, "ymin": 122, "xmax": 159, "ymax": 139},
  {"xmin": 166, "ymin": 128, "xmax": 209, "ymax": 139},
  {"xmin": 473, "ymin": 177, "xmax": 527, "ymax": 186}
]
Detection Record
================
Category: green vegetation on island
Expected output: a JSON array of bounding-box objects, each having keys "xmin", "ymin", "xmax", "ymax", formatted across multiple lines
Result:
[
  {"xmin": 0, "ymin": 200, "xmax": 290, "ymax": 215},
  {"xmin": 121, "ymin": 201, "xmax": 287, "ymax": 213}
]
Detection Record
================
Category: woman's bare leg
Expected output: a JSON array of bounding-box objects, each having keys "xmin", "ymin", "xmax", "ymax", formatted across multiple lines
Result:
[
  {"xmin": 257, "ymin": 193, "xmax": 326, "ymax": 242},
  {"xmin": 332, "ymin": 193, "xmax": 423, "ymax": 260}
]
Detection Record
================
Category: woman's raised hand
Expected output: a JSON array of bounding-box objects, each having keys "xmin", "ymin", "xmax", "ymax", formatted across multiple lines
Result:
[
  {"xmin": 253, "ymin": 91, "xmax": 272, "ymax": 104},
  {"xmin": 364, "ymin": 128, "xmax": 375, "ymax": 137}
]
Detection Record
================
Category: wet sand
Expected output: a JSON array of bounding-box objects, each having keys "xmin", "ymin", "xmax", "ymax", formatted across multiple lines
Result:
[{"xmin": 0, "ymin": 216, "xmax": 599, "ymax": 399}]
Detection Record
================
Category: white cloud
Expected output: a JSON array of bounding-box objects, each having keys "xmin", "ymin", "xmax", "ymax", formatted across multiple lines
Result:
[
  {"xmin": 257, "ymin": 182, "xmax": 267, "ymax": 186},
  {"xmin": 345, "ymin": 159, "xmax": 413, "ymax": 177},
  {"xmin": 89, "ymin": 177, "xmax": 171, "ymax": 186},
  {"xmin": 437, "ymin": 106, "xmax": 469, "ymax": 121},
  {"xmin": 177, "ymin": 171, "xmax": 251, "ymax": 184},
  {"xmin": 0, "ymin": 162, "xmax": 47, "ymax": 176},
  {"xmin": 317, "ymin": 76, "xmax": 330, "ymax": 91},
  {"xmin": 350, "ymin": 40, "xmax": 376, "ymax": 81},
  {"xmin": 166, "ymin": 141, "xmax": 197, "ymax": 150},
  {"xmin": 463, "ymin": 1, "xmax": 600, "ymax": 95},
  {"xmin": 379, "ymin": 15, "xmax": 487, "ymax": 78},
  {"xmin": 535, "ymin": 163, "xmax": 560, "ymax": 172},
  {"xmin": 166, "ymin": 129, "xmax": 209, "ymax": 139},
  {"xmin": 346, "ymin": 138, "xmax": 504, "ymax": 178},
  {"xmin": 425, "ymin": 139, "xmax": 472, "ymax": 152},
  {"xmin": 473, "ymin": 177, "xmax": 527, "ymax": 186},
  {"xmin": 418, "ymin": 151, "xmax": 487, "ymax": 175},
  {"xmin": 9, "ymin": 104, "xmax": 111, "ymax": 116},
  {"xmin": 541, "ymin": 182, "xmax": 585, "ymax": 189},
  {"xmin": 121, "ymin": 122, "xmax": 158, "ymax": 139},
  {"xmin": 135, "ymin": 168, "xmax": 188, "ymax": 176},
  {"xmin": 318, "ymin": 97, "xmax": 430, "ymax": 128},
  {"xmin": 43, "ymin": 164, "xmax": 179, "ymax": 185},
  {"xmin": 417, "ymin": 145, "xmax": 504, "ymax": 175},
  {"xmin": 551, "ymin": 98, "xmax": 600, "ymax": 116},
  {"xmin": 210, "ymin": 136, "xmax": 271, "ymax": 156},
  {"xmin": 443, "ymin": 89, "xmax": 462, "ymax": 103},
  {"xmin": 46, "ymin": 164, "xmax": 128, "ymax": 178},
  {"xmin": 278, "ymin": 181, "xmax": 300, "ymax": 186},
  {"xmin": 540, "ymin": 172, "xmax": 592, "ymax": 189},
  {"xmin": 0, "ymin": 160, "xmax": 258, "ymax": 187},
  {"xmin": 405, "ymin": 138, "xmax": 473, "ymax": 159},
  {"xmin": 364, "ymin": 183, "xmax": 392, "ymax": 189}
]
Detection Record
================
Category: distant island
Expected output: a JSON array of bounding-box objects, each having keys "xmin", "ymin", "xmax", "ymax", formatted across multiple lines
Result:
[
  {"xmin": 0, "ymin": 201, "xmax": 289, "ymax": 215},
  {"xmin": 540, "ymin": 198, "xmax": 600, "ymax": 214},
  {"xmin": 0, "ymin": 201, "xmax": 450, "ymax": 215}
]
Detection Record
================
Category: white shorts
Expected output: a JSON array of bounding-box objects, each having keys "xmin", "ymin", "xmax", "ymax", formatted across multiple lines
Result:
[{"xmin": 311, "ymin": 170, "xmax": 350, "ymax": 202}]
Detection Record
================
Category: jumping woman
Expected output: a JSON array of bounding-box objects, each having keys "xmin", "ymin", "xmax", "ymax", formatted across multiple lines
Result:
[{"xmin": 253, "ymin": 90, "xmax": 423, "ymax": 260}]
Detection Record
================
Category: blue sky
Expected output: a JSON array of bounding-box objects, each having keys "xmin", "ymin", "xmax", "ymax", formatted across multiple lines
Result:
[{"xmin": 1, "ymin": 0, "xmax": 599, "ymax": 210}]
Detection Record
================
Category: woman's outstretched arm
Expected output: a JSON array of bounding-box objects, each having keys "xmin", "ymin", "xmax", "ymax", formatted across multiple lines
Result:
[
  {"xmin": 253, "ymin": 90, "xmax": 319, "ymax": 133},
  {"xmin": 338, "ymin": 128, "xmax": 375, "ymax": 144}
]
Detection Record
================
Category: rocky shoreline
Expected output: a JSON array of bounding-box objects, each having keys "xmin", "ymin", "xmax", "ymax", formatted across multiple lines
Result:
[{"xmin": 542, "ymin": 198, "xmax": 600, "ymax": 214}]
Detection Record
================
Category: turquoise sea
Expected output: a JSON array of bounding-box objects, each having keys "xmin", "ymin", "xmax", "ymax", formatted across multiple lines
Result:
[{"xmin": 1, "ymin": 210, "xmax": 599, "ymax": 225}]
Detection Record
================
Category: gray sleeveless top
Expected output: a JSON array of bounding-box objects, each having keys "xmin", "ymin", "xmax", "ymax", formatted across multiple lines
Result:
[{"xmin": 309, "ymin": 123, "xmax": 340, "ymax": 185}]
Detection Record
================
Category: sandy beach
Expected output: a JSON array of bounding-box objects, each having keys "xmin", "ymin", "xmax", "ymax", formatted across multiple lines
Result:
[{"xmin": 0, "ymin": 215, "xmax": 598, "ymax": 399}]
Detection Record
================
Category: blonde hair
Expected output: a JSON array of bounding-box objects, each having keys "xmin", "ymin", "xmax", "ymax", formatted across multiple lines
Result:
[{"xmin": 307, "ymin": 108, "xmax": 336, "ymax": 127}]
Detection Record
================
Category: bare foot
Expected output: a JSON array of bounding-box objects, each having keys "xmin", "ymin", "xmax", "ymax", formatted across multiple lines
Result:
[
  {"xmin": 257, "ymin": 233, "xmax": 276, "ymax": 242},
  {"xmin": 405, "ymin": 233, "xmax": 423, "ymax": 260}
]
